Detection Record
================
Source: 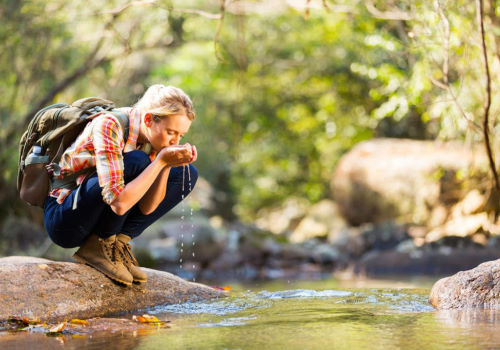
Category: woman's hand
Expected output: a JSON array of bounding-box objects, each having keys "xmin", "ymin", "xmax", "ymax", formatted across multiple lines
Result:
[
  {"xmin": 188, "ymin": 145, "xmax": 197, "ymax": 163},
  {"xmin": 157, "ymin": 143, "xmax": 196, "ymax": 167}
]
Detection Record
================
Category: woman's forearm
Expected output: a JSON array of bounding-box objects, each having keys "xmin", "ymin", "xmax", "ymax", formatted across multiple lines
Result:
[
  {"xmin": 109, "ymin": 158, "xmax": 166, "ymax": 215},
  {"xmin": 137, "ymin": 166, "xmax": 171, "ymax": 215}
]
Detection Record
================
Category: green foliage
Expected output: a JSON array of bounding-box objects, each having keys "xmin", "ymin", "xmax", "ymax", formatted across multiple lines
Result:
[{"xmin": 1, "ymin": 0, "xmax": 500, "ymax": 222}]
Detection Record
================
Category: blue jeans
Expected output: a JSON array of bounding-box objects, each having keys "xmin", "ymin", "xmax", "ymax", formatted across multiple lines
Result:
[{"xmin": 44, "ymin": 150, "xmax": 197, "ymax": 248}]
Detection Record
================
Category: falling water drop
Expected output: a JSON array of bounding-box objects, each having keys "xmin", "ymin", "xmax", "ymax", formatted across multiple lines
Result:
[
  {"xmin": 187, "ymin": 165, "xmax": 196, "ymax": 282},
  {"xmin": 179, "ymin": 165, "xmax": 186, "ymax": 273}
]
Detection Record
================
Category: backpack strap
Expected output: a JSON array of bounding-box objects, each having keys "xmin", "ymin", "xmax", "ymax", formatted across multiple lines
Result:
[
  {"xmin": 49, "ymin": 108, "xmax": 129, "ymax": 186},
  {"xmin": 110, "ymin": 108, "xmax": 130, "ymax": 142}
]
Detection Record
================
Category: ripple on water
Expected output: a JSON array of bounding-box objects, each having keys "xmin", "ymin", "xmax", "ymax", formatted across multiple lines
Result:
[
  {"xmin": 338, "ymin": 290, "xmax": 434, "ymax": 313},
  {"xmin": 149, "ymin": 298, "xmax": 262, "ymax": 316},
  {"xmin": 150, "ymin": 288, "xmax": 433, "ymax": 321},
  {"xmin": 256, "ymin": 289, "xmax": 353, "ymax": 299},
  {"xmin": 197, "ymin": 316, "xmax": 258, "ymax": 327}
]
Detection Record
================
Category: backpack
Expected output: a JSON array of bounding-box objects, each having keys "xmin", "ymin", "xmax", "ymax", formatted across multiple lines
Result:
[{"xmin": 18, "ymin": 97, "xmax": 129, "ymax": 207}]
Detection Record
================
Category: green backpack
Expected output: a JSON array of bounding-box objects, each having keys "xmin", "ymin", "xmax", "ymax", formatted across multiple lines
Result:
[{"xmin": 18, "ymin": 97, "xmax": 129, "ymax": 207}]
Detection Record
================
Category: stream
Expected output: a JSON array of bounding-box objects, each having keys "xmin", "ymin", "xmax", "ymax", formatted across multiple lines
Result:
[{"xmin": 1, "ymin": 277, "xmax": 500, "ymax": 349}]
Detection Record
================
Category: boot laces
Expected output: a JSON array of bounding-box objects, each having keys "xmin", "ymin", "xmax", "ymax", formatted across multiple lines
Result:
[
  {"xmin": 120, "ymin": 242, "xmax": 138, "ymax": 266},
  {"xmin": 101, "ymin": 239, "xmax": 120, "ymax": 263}
]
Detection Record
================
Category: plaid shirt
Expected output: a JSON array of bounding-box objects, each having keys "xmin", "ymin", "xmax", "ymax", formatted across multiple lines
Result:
[{"xmin": 50, "ymin": 108, "xmax": 155, "ymax": 205}]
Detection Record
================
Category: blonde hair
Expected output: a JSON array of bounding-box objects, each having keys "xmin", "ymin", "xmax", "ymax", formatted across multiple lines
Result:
[{"xmin": 134, "ymin": 84, "xmax": 195, "ymax": 121}]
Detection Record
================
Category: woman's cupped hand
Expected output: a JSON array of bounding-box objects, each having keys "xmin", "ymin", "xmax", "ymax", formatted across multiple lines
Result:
[{"xmin": 157, "ymin": 143, "xmax": 197, "ymax": 167}]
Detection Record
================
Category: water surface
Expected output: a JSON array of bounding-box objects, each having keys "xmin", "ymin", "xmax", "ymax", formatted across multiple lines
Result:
[{"xmin": 2, "ymin": 278, "xmax": 500, "ymax": 349}]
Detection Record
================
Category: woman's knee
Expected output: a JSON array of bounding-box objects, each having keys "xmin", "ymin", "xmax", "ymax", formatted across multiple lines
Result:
[{"xmin": 47, "ymin": 231, "xmax": 80, "ymax": 249}]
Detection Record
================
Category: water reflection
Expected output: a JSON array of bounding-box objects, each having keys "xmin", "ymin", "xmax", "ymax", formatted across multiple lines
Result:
[
  {"xmin": 435, "ymin": 309, "xmax": 500, "ymax": 343},
  {"xmin": 0, "ymin": 331, "xmax": 141, "ymax": 350},
  {"xmin": 436, "ymin": 309, "xmax": 500, "ymax": 326}
]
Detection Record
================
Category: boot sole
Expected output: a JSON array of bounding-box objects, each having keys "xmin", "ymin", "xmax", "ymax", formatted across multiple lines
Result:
[{"xmin": 73, "ymin": 253, "xmax": 133, "ymax": 286}]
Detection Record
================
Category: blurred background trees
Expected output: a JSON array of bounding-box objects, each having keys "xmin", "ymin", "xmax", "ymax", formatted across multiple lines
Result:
[{"xmin": 2, "ymin": 0, "xmax": 500, "ymax": 234}]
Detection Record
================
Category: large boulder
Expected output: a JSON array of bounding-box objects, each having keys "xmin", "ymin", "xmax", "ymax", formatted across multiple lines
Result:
[
  {"xmin": 332, "ymin": 138, "xmax": 487, "ymax": 226},
  {"xmin": 0, "ymin": 256, "xmax": 225, "ymax": 322},
  {"xmin": 289, "ymin": 199, "xmax": 347, "ymax": 243},
  {"xmin": 429, "ymin": 259, "xmax": 500, "ymax": 309}
]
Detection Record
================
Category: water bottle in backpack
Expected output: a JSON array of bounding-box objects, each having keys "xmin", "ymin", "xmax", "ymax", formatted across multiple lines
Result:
[{"xmin": 20, "ymin": 145, "xmax": 50, "ymax": 207}]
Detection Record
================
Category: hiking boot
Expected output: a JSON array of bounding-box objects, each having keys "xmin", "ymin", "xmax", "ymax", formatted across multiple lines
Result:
[
  {"xmin": 116, "ymin": 234, "xmax": 147, "ymax": 284},
  {"xmin": 73, "ymin": 234, "xmax": 133, "ymax": 285}
]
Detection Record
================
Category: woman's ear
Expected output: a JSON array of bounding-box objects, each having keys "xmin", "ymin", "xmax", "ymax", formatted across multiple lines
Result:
[{"xmin": 144, "ymin": 113, "xmax": 152, "ymax": 127}]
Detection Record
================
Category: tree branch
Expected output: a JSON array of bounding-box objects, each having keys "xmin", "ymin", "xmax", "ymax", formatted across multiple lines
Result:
[
  {"xmin": 364, "ymin": 1, "xmax": 412, "ymax": 21},
  {"xmin": 214, "ymin": 0, "xmax": 228, "ymax": 63},
  {"xmin": 172, "ymin": 8, "xmax": 221, "ymax": 19},
  {"xmin": 486, "ymin": 0, "xmax": 500, "ymax": 65},
  {"xmin": 430, "ymin": 1, "xmax": 482, "ymax": 133},
  {"xmin": 99, "ymin": 0, "xmax": 157, "ymax": 17},
  {"xmin": 477, "ymin": 0, "xmax": 500, "ymax": 191},
  {"xmin": 18, "ymin": 36, "xmax": 107, "ymax": 129}
]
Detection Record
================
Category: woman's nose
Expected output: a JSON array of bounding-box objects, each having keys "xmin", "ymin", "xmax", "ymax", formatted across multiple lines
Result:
[{"xmin": 170, "ymin": 136, "xmax": 179, "ymax": 145}]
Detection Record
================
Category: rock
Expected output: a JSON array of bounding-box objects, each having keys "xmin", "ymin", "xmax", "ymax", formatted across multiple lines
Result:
[
  {"xmin": 428, "ymin": 205, "xmax": 449, "ymax": 228},
  {"xmin": 429, "ymin": 259, "xmax": 500, "ymax": 309},
  {"xmin": 0, "ymin": 316, "xmax": 170, "ymax": 339},
  {"xmin": 0, "ymin": 256, "xmax": 225, "ymax": 322},
  {"xmin": 450, "ymin": 189, "xmax": 486, "ymax": 217},
  {"xmin": 361, "ymin": 221, "xmax": 409, "ymax": 251},
  {"xmin": 289, "ymin": 200, "xmax": 347, "ymax": 243},
  {"xmin": 355, "ymin": 248, "xmax": 500, "ymax": 276},
  {"xmin": 255, "ymin": 197, "xmax": 308, "ymax": 234},
  {"xmin": 133, "ymin": 216, "xmax": 223, "ymax": 266},
  {"xmin": 290, "ymin": 216, "xmax": 328, "ymax": 243},
  {"xmin": 425, "ymin": 213, "xmax": 489, "ymax": 243},
  {"xmin": 148, "ymin": 237, "xmax": 179, "ymax": 262},
  {"xmin": 332, "ymin": 138, "xmax": 487, "ymax": 226},
  {"xmin": 207, "ymin": 251, "xmax": 243, "ymax": 271},
  {"xmin": 330, "ymin": 227, "xmax": 366, "ymax": 259},
  {"xmin": 310, "ymin": 243, "xmax": 341, "ymax": 265},
  {"xmin": 490, "ymin": 236, "xmax": 500, "ymax": 249}
]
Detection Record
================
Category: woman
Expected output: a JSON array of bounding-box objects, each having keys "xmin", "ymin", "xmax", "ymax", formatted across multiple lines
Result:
[{"xmin": 43, "ymin": 84, "xmax": 198, "ymax": 286}]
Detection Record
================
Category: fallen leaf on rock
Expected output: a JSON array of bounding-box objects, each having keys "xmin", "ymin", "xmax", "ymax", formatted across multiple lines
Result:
[
  {"xmin": 8, "ymin": 316, "xmax": 40, "ymax": 326},
  {"xmin": 132, "ymin": 315, "xmax": 147, "ymax": 323},
  {"xmin": 211, "ymin": 285, "xmax": 231, "ymax": 291},
  {"xmin": 37, "ymin": 264, "xmax": 48, "ymax": 270},
  {"xmin": 47, "ymin": 322, "xmax": 66, "ymax": 334},
  {"xmin": 70, "ymin": 319, "xmax": 88, "ymax": 325},
  {"xmin": 132, "ymin": 314, "xmax": 169, "ymax": 326},
  {"xmin": 142, "ymin": 315, "xmax": 160, "ymax": 323}
]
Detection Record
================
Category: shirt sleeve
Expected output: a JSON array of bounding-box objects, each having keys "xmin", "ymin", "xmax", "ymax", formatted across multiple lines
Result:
[{"xmin": 91, "ymin": 114, "xmax": 125, "ymax": 205}]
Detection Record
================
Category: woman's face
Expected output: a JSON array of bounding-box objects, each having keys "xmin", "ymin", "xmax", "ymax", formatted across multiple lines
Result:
[{"xmin": 144, "ymin": 113, "xmax": 192, "ymax": 151}]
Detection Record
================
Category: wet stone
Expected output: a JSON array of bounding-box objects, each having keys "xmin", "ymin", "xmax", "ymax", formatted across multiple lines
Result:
[{"xmin": 0, "ymin": 256, "xmax": 225, "ymax": 322}]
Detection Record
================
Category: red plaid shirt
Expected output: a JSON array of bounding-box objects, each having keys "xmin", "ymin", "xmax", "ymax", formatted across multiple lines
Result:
[{"xmin": 50, "ymin": 108, "xmax": 155, "ymax": 205}]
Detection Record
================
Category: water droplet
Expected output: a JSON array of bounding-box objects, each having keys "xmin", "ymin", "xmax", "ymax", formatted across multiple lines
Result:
[{"xmin": 182, "ymin": 165, "xmax": 185, "ymax": 192}]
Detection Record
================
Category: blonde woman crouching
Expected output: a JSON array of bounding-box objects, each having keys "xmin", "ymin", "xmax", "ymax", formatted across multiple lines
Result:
[{"xmin": 43, "ymin": 84, "xmax": 197, "ymax": 285}]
